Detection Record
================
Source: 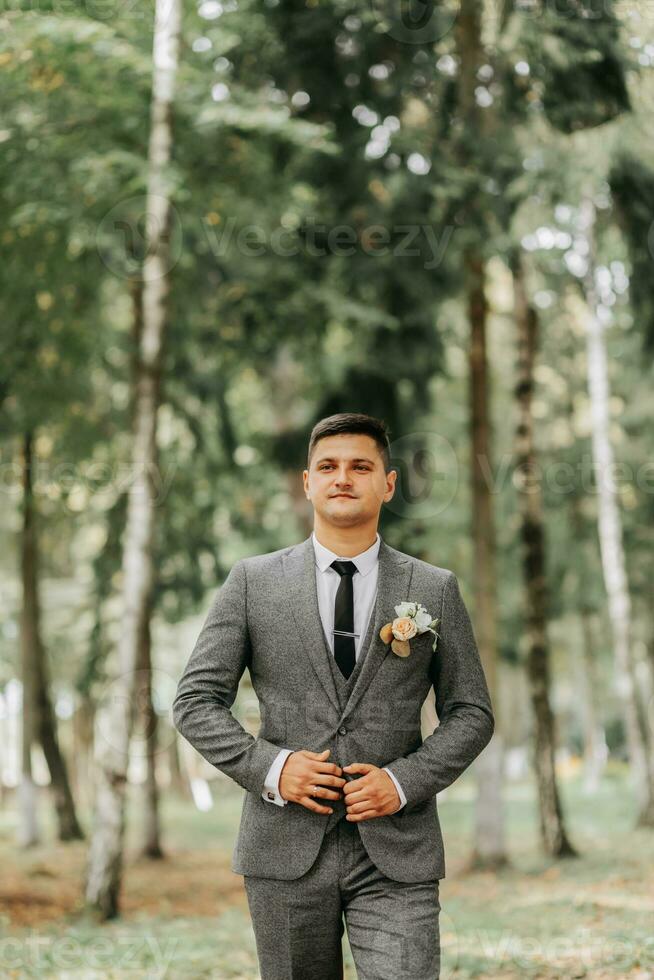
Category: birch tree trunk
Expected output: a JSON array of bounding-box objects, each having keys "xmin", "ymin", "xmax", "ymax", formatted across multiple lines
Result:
[
  {"xmin": 456, "ymin": 0, "xmax": 506, "ymax": 869},
  {"xmin": 578, "ymin": 607, "xmax": 607, "ymax": 793},
  {"xmin": 512, "ymin": 253, "xmax": 576, "ymax": 857},
  {"xmin": 84, "ymin": 0, "xmax": 182, "ymax": 917},
  {"xmin": 566, "ymin": 468, "xmax": 607, "ymax": 793},
  {"xmin": 562, "ymin": 368, "xmax": 608, "ymax": 793},
  {"xmin": 578, "ymin": 198, "xmax": 654, "ymax": 826},
  {"xmin": 130, "ymin": 255, "xmax": 163, "ymax": 860}
]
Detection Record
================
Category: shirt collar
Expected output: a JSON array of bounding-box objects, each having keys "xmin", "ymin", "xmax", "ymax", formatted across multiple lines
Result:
[{"xmin": 311, "ymin": 530, "xmax": 381, "ymax": 577}]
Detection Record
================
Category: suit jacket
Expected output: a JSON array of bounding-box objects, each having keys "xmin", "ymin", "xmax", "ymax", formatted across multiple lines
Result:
[{"xmin": 172, "ymin": 533, "xmax": 495, "ymax": 882}]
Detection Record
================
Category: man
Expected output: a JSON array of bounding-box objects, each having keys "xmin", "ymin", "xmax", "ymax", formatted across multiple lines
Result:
[{"xmin": 173, "ymin": 412, "xmax": 494, "ymax": 979}]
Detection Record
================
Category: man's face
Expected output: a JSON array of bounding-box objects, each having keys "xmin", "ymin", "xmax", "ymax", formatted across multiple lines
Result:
[{"xmin": 303, "ymin": 433, "xmax": 396, "ymax": 527}]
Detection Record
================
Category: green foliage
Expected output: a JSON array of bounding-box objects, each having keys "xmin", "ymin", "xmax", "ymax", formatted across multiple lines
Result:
[
  {"xmin": 0, "ymin": 0, "xmax": 652, "ymax": 753},
  {"xmin": 609, "ymin": 153, "xmax": 654, "ymax": 353},
  {"xmin": 515, "ymin": 0, "xmax": 631, "ymax": 132}
]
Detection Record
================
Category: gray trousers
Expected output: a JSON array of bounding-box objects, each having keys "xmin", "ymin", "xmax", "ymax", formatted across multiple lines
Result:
[{"xmin": 243, "ymin": 817, "xmax": 441, "ymax": 979}]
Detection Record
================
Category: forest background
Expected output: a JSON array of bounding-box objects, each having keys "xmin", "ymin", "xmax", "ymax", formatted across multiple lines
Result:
[{"xmin": 1, "ymin": 0, "xmax": 654, "ymax": 976}]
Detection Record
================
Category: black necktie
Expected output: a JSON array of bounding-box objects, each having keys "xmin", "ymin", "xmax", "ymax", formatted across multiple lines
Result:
[{"xmin": 330, "ymin": 560, "xmax": 357, "ymax": 679}]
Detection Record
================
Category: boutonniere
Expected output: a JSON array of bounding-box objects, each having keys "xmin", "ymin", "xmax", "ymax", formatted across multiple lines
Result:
[{"xmin": 379, "ymin": 602, "xmax": 440, "ymax": 657}]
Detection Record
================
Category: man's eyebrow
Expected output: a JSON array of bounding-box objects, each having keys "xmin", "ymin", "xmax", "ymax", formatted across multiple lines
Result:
[{"xmin": 315, "ymin": 457, "xmax": 376, "ymax": 465}]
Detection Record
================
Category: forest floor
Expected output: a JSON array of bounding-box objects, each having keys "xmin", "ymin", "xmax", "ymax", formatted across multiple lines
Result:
[{"xmin": 0, "ymin": 762, "xmax": 653, "ymax": 978}]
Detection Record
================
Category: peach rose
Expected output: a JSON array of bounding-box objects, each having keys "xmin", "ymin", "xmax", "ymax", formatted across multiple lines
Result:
[
  {"xmin": 379, "ymin": 622, "xmax": 394, "ymax": 644},
  {"xmin": 391, "ymin": 616, "xmax": 418, "ymax": 641}
]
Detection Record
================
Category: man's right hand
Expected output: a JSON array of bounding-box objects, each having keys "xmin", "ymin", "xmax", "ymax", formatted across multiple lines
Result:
[{"xmin": 279, "ymin": 749, "xmax": 345, "ymax": 815}]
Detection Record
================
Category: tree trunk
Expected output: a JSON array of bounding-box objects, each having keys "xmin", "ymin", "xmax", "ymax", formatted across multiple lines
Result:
[
  {"xmin": 648, "ymin": 586, "xmax": 654, "ymax": 723},
  {"xmin": 168, "ymin": 729, "xmax": 192, "ymax": 798},
  {"xmin": 130, "ymin": 204, "xmax": 163, "ymax": 862},
  {"xmin": 35, "ymin": 665, "xmax": 85, "ymax": 841},
  {"xmin": 455, "ymin": 0, "xmax": 506, "ymax": 871},
  {"xmin": 19, "ymin": 431, "xmax": 85, "ymax": 841},
  {"xmin": 268, "ymin": 344, "xmax": 313, "ymax": 537},
  {"xmin": 138, "ymin": 596, "xmax": 164, "ymax": 859},
  {"xmin": 72, "ymin": 694, "xmax": 95, "ymax": 811},
  {"xmin": 0, "ymin": 704, "xmax": 5, "ymax": 808},
  {"xmin": 466, "ymin": 251, "xmax": 506, "ymax": 868},
  {"xmin": 578, "ymin": 608, "xmax": 607, "ymax": 793},
  {"xmin": 84, "ymin": 0, "xmax": 182, "ymax": 918},
  {"xmin": 578, "ymin": 198, "xmax": 654, "ymax": 826},
  {"xmin": 512, "ymin": 252, "xmax": 576, "ymax": 857},
  {"xmin": 566, "ymin": 457, "xmax": 607, "ymax": 794},
  {"xmin": 19, "ymin": 431, "xmax": 40, "ymax": 848}
]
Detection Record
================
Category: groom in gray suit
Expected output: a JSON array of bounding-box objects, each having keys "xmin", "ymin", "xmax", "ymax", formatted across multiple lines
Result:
[{"xmin": 173, "ymin": 412, "xmax": 494, "ymax": 979}]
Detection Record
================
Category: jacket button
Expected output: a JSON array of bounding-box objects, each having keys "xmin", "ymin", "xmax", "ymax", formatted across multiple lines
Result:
[{"xmin": 338, "ymin": 726, "xmax": 347, "ymax": 735}]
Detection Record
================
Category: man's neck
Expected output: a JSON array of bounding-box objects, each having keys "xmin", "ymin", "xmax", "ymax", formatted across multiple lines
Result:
[{"xmin": 312, "ymin": 522, "xmax": 379, "ymax": 558}]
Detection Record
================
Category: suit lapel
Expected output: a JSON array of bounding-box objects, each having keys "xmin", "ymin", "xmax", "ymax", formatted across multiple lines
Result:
[
  {"xmin": 281, "ymin": 534, "xmax": 414, "ymax": 721},
  {"xmin": 341, "ymin": 538, "xmax": 413, "ymax": 719},
  {"xmin": 282, "ymin": 536, "xmax": 340, "ymax": 714}
]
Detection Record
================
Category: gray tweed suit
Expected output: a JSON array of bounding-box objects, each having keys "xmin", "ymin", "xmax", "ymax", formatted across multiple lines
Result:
[{"xmin": 172, "ymin": 533, "xmax": 494, "ymax": 977}]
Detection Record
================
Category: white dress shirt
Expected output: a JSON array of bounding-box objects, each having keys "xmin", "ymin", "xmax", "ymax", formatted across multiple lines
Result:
[{"xmin": 262, "ymin": 531, "xmax": 407, "ymax": 811}]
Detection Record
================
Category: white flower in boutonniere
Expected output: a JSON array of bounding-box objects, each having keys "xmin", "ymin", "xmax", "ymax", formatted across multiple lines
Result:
[{"xmin": 379, "ymin": 601, "xmax": 440, "ymax": 657}]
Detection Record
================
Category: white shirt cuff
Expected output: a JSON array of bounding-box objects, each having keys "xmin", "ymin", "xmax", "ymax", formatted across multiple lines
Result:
[
  {"xmin": 383, "ymin": 767, "xmax": 407, "ymax": 810},
  {"xmin": 262, "ymin": 748, "xmax": 293, "ymax": 806}
]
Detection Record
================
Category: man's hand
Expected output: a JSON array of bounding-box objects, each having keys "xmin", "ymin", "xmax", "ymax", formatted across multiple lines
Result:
[
  {"xmin": 342, "ymin": 763, "xmax": 401, "ymax": 821},
  {"xmin": 279, "ymin": 749, "xmax": 346, "ymax": 815}
]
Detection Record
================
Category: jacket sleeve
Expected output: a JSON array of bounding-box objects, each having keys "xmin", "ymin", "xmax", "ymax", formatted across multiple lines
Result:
[
  {"xmin": 172, "ymin": 559, "xmax": 283, "ymax": 796},
  {"xmin": 384, "ymin": 571, "xmax": 495, "ymax": 809}
]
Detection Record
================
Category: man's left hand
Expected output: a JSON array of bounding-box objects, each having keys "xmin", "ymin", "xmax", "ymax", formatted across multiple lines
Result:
[{"xmin": 341, "ymin": 763, "xmax": 401, "ymax": 821}]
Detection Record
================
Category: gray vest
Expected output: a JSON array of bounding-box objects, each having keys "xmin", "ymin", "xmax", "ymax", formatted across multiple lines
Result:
[{"xmin": 323, "ymin": 597, "xmax": 378, "ymax": 834}]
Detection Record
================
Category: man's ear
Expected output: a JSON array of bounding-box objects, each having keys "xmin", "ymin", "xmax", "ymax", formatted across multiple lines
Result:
[{"xmin": 384, "ymin": 469, "xmax": 397, "ymax": 501}]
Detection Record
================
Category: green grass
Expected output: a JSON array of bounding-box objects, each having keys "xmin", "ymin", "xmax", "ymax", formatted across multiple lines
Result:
[{"xmin": 1, "ymin": 764, "xmax": 652, "ymax": 978}]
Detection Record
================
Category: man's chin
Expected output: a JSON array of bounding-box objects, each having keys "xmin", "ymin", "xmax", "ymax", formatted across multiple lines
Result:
[{"xmin": 322, "ymin": 504, "xmax": 363, "ymax": 524}]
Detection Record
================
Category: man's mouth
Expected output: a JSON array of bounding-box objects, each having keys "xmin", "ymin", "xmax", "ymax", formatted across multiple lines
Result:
[{"xmin": 331, "ymin": 494, "xmax": 355, "ymax": 498}]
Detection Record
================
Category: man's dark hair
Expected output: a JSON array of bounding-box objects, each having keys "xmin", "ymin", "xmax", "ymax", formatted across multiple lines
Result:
[{"xmin": 307, "ymin": 413, "xmax": 392, "ymax": 472}]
